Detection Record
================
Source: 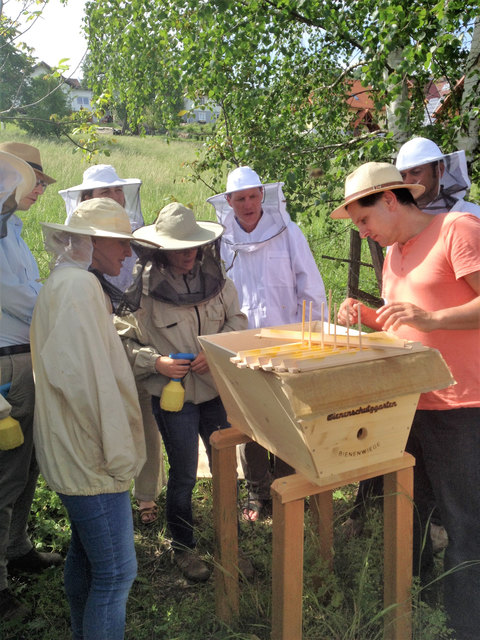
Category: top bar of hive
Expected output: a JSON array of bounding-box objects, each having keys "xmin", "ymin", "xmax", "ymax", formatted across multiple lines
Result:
[{"xmin": 230, "ymin": 323, "xmax": 418, "ymax": 373}]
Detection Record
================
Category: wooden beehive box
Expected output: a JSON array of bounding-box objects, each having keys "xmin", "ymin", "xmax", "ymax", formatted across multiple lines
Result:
[{"xmin": 199, "ymin": 322, "xmax": 454, "ymax": 486}]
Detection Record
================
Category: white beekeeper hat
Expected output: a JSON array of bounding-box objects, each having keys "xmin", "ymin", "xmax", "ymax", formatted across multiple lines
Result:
[
  {"xmin": 395, "ymin": 137, "xmax": 444, "ymax": 171},
  {"xmin": 395, "ymin": 137, "xmax": 471, "ymax": 196},
  {"xmin": 226, "ymin": 166, "xmax": 263, "ymax": 193},
  {"xmin": 59, "ymin": 164, "xmax": 144, "ymax": 229}
]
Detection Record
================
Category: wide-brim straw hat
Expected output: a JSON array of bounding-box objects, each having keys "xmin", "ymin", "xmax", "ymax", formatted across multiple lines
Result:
[
  {"xmin": 59, "ymin": 164, "xmax": 141, "ymax": 194},
  {"xmin": 134, "ymin": 202, "xmax": 224, "ymax": 249},
  {"xmin": 0, "ymin": 150, "xmax": 36, "ymax": 203},
  {"xmin": 330, "ymin": 162, "xmax": 425, "ymax": 219},
  {"xmin": 41, "ymin": 198, "xmax": 136, "ymax": 239},
  {"xmin": 0, "ymin": 142, "xmax": 56, "ymax": 184}
]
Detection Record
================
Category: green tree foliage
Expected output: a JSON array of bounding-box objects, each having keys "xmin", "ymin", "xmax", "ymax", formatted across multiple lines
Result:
[
  {"xmin": 84, "ymin": 0, "xmax": 479, "ymax": 218},
  {"xmin": 0, "ymin": 33, "xmax": 34, "ymax": 112},
  {"xmin": 0, "ymin": 17, "xmax": 73, "ymax": 138},
  {"xmin": 14, "ymin": 74, "xmax": 73, "ymax": 137}
]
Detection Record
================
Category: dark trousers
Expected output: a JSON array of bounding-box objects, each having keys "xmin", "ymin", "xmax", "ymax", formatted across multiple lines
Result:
[
  {"xmin": 406, "ymin": 408, "xmax": 480, "ymax": 640},
  {"xmin": 239, "ymin": 441, "xmax": 294, "ymax": 503}
]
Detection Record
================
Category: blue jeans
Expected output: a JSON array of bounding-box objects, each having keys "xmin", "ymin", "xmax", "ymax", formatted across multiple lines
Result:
[
  {"xmin": 58, "ymin": 491, "xmax": 137, "ymax": 640},
  {"xmin": 152, "ymin": 396, "xmax": 227, "ymax": 550},
  {"xmin": 406, "ymin": 408, "xmax": 480, "ymax": 640}
]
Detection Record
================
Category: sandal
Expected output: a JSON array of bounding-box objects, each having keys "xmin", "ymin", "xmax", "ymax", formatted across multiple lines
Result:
[
  {"xmin": 241, "ymin": 499, "xmax": 264, "ymax": 522},
  {"xmin": 138, "ymin": 504, "xmax": 158, "ymax": 525}
]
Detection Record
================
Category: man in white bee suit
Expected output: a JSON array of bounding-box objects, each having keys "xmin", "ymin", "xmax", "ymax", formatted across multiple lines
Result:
[
  {"xmin": 396, "ymin": 137, "xmax": 480, "ymax": 217},
  {"xmin": 208, "ymin": 166, "xmax": 327, "ymax": 521}
]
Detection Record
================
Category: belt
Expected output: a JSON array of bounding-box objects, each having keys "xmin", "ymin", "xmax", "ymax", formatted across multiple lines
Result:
[{"xmin": 0, "ymin": 344, "xmax": 31, "ymax": 357}]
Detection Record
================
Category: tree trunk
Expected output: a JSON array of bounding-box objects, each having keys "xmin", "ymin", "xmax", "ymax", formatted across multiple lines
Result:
[
  {"xmin": 384, "ymin": 49, "xmax": 410, "ymax": 145},
  {"xmin": 456, "ymin": 16, "xmax": 480, "ymax": 164}
]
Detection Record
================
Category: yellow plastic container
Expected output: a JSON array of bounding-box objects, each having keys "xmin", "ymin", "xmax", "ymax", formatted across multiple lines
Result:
[
  {"xmin": 159, "ymin": 353, "xmax": 195, "ymax": 413},
  {"xmin": 0, "ymin": 416, "xmax": 24, "ymax": 450},
  {"xmin": 160, "ymin": 379, "xmax": 186, "ymax": 412}
]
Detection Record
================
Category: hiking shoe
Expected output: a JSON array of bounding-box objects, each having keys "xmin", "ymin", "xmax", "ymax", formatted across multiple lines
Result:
[
  {"xmin": 238, "ymin": 549, "xmax": 255, "ymax": 580},
  {"xmin": 430, "ymin": 523, "xmax": 449, "ymax": 554},
  {"xmin": 342, "ymin": 517, "xmax": 364, "ymax": 539},
  {"xmin": 8, "ymin": 548, "xmax": 63, "ymax": 574},
  {"xmin": 0, "ymin": 588, "xmax": 30, "ymax": 621},
  {"xmin": 175, "ymin": 550, "xmax": 211, "ymax": 582}
]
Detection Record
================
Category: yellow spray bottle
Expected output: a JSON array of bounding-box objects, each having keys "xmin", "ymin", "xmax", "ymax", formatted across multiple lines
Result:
[
  {"xmin": 160, "ymin": 353, "xmax": 195, "ymax": 412},
  {"xmin": 0, "ymin": 383, "xmax": 24, "ymax": 450}
]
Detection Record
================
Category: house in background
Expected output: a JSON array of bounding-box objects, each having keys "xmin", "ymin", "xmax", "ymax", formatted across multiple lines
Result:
[
  {"xmin": 181, "ymin": 97, "xmax": 221, "ymax": 124},
  {"xmin": 31, "ymin": 62, "xmax": 93, "ymax": 112},
  {"xmin": 346, "ymin": 79, "xmax": 383, "ymax": 134},
  {"xmin": 423, "ymin": 77, "xmax": 452, "ymax": 125}
]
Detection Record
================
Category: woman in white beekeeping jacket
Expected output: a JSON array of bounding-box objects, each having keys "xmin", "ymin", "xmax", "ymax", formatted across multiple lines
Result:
[{"xmin": 30, "ymin": 198, "xmax": 146, "ymax": 640}]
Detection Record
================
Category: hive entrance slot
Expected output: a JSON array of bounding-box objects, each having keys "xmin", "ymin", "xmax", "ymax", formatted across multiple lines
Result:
[{"xmin": 357, "ymin": 428, "xmax": 367, "ymax": 440}]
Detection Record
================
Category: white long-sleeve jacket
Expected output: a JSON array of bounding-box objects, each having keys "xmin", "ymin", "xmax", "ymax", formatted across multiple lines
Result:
[{"xmin": 31, "ymin": 266, "xmax": 146, "ymax": 495}]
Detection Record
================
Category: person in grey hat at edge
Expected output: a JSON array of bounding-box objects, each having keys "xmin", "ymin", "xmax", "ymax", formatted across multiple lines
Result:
[{"xmin": 0, "ymin": 142, "xmax": 62, "ymax": 623}]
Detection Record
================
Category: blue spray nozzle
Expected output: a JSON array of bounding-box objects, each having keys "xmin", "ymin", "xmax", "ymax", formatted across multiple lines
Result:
[{"xmin": 0, "ymin": 383, "xmax": 11, "ymax": 399}]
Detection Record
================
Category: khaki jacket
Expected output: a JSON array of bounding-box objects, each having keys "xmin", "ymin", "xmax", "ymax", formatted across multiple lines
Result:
[{"xmin": 115, "ymin": 278, "xmax": 247, "ymax": 403}]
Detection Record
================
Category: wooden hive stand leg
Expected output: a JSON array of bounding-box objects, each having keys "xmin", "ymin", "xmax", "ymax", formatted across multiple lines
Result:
[
  {"xmin": 310, "ymin": 491, "xmax": 334, "ymax": 571},
  {"xmin": 383, "ymin": 464, "xmax": 414, "ymax": 640},
  {"xmin": 271, "ymin": 488, "xmax": 305, "ymax": 640},
  {"xmin": 211, "ymin": 428, "xmax": 245, "ymax": 623}
]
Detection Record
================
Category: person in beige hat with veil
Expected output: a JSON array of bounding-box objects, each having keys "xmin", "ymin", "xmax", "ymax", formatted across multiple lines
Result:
[
  {"xmin": 332, "ymin": 161, "xmax": 480, "ymax": 640},
  {"xmin": 31, "ymin": 198, "xmax": 146, "ymax": 640},
  {"xmin": 115, "ymin": 202, "xmax": 248, "ymax": 582}
]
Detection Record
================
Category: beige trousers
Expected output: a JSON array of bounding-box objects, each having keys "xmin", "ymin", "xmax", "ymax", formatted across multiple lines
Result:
[{"xmin": 133, "ymin": 385, "xmax": 166, "ymax": 502}]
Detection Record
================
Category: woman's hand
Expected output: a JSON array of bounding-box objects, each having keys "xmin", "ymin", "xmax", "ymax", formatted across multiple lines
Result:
[
  {"xmin": 155, "ymin": 356, "xmax": 191, "ymax": 378},
  {"xmin": 190, "ymin": 351, "xmax": 209, "ymax": 375}
]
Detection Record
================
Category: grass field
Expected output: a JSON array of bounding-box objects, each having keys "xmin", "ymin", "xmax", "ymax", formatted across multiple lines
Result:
[{"xmin": 1, "ymin": 126, "xmax": 453, "ymax": 639}]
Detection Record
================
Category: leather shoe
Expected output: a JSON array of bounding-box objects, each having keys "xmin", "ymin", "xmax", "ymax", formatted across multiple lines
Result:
[
  {"xmin": 175, "ymin": 549, "xmax": 211, "ymax": 582},
  {"xmin": 8, "ymin": 548, "xmax": 63, "ymax": 574},
  {"xmin": 0, "ymin": 588, "xmax": 31, "ymax": 621},
  {"xmin": 238, "ymin": 548, "xmax": 255, "ymax": 580}
]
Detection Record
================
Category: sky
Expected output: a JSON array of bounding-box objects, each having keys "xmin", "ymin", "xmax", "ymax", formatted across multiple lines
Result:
[{"xmin": 3, "ymin": 0, "xmax": 89, "ymax": 78}]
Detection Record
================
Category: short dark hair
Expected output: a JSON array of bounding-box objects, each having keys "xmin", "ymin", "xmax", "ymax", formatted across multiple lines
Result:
[
  {"xmin": 355, "ymin": 188, "xmax": 416, "ymax": 208},
  {"xmin": 80, "ymin": 189, "xmax": 94, "ymax": 201}
]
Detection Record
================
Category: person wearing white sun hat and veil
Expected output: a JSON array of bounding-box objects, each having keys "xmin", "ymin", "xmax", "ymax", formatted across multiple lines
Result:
[{"xmin": 60, "ymin": 164, "xmax": 166, "ymax": 526}]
